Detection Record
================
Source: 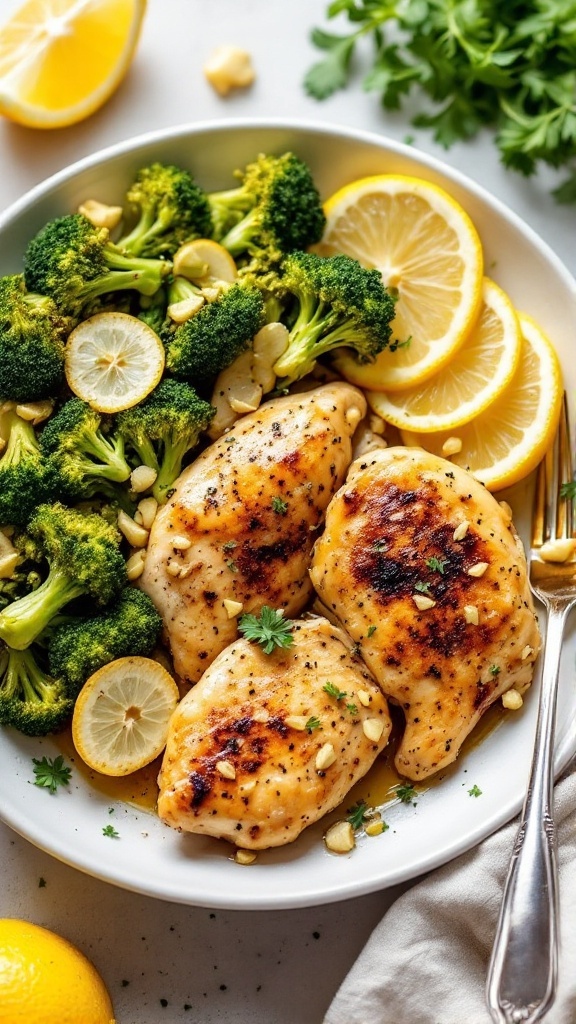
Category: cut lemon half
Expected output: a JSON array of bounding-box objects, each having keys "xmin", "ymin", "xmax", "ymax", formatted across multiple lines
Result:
[
  {"xmin": 65, "ymin": 311, "xmax": 165, "ymax": 413},
  {"xmin": 0, "ymin": 0, "xmax": 147, "ymax": 129},
  {"xmin": 400, "ymin": 312, "xmax": 563, "ymax": 491},
  {"xmin": 368, "ymin": 278, "xmax": 521, "ymax": 432},
  {"xmin": 72, "ymin": 656, "xmax": 179, "ymax": 776},
  {"xmin": 321, "ymin": 174, "xmax": 484, "ymax": 391}
]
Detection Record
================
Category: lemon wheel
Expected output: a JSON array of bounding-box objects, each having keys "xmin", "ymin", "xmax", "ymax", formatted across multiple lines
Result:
[
  {"xmin": 72, "ymin": 656, "xmax": 179, "ymax": 776},
  {"xmin": 0, "ymin": 0, "xmax": 146, "ymax": 129},
  {"xmin": 65, "ymin": 311, "xmax": 165, "ymax": 413},
  {"xmin": 368, "ymin": 278, "xmax": 522, "ymax": 432},
  {"xmin": 323, "ymin": 174, "xmax": 484, "ymax": 391},
  {"xmin": 401, "ymin": 312, "xmax": 563, "ymax": 491}
]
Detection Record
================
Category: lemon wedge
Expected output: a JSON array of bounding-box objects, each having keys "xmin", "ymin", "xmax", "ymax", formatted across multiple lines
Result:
[
  {"xmin": 0, "ymin": 0, "xmax": 146, "ymax": 129},
  {"xmin": 321, "ymin": 174, "xmax": 483, "ymax": 391},
  {"xmin": 72, "ymin": 656, "xmax": 179, "ymax": 777},
  {"xmin": 401, "ymin": 312, "xmax": 563, "ymax": 491},
  {"xmin": 368, "ymin": 278, "xmax": 521, "ymax": 432},
  {"xmin": 65, "ymin": 311, "xmax": 165, "ymax": 413}
]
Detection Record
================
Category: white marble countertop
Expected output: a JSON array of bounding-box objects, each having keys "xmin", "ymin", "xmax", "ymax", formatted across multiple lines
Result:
[{"xmin": 0, "ymin": 2, "xmax": 574, "ymax": 1021}]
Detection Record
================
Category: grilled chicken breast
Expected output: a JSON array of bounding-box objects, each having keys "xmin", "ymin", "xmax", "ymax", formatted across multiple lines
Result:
[
  {"xmin": 157, "ymin": 616, "xmax": 391, "ymax": 849},
  {"xmin": 310, "ymin": 446, "xmax": 540, "ymax": 781},
  {"xmin": 139, "ymin": 383, "xmax": 366, "ymax": 685}
]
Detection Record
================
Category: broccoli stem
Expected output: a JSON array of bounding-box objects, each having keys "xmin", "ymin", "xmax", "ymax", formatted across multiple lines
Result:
[
  {"xmin": 2, "ymin": 414, "xmax": 39, "ymax": 468},
  {"xmin": 79, "ymin": 433, "xmax": 130, "ymax": 482},
  {"xmin": 153, "ymin": 439, "xmax": 190, "ymax": 502},
  {"xmin": 9, "ymin": 648, "xmax": 53, "ymax": 704},
  {"xmin": 80, "ymin": 267, "xmax": 165, "ymax": 303},
  {"xmin": 219, "ymin": 208, "xmax": 260, "ymax": 256},
  {"xmin": 0, "ymin": 570, "xmax": 85, "ymax": 651},
  {"xmin": 119, "ymin": 208, "xmax": 173, "ymax": 256}
]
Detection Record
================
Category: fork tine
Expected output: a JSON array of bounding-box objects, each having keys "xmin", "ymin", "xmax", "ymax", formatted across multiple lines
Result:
[{"xmin": 531, "ymin": 392, "xmax": 573, "ymax": 548}]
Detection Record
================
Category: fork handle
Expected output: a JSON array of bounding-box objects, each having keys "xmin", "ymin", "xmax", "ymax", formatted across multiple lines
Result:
[{"xmin": 486, "ymin": 598, "xmax": 569, "ymax": 1024}]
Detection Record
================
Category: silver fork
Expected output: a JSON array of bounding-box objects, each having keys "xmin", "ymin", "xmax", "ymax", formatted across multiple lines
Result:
[{"xmin": 486, "ymin": 394, "xmax": 575, "ymax": 1024}]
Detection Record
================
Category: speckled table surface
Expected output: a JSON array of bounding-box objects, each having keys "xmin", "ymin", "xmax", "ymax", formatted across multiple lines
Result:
[{"xmin": 0, "ymin": 2, "xmax": 574, "ymax": 1021}]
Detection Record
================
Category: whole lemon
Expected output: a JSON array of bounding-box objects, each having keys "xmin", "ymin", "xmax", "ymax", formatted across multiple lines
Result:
[{"xmin": 0, "ymin": 918, "xmax": 115, "ymax": 1024}]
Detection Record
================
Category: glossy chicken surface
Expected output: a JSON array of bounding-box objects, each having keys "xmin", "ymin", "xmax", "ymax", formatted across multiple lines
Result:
[
  {"xmin": 157, "ymin": 616, "xmax": 391, "ymax": 849},
  {"xmin": 140, "ymin": 383, "xmax": 366, "ymax": 685},
  {"xmin": 310, "ymin": 446, "xmax": 541, "ymax": 781}
]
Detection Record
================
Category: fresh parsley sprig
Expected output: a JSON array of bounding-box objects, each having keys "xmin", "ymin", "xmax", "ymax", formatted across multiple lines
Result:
[
  {"xmin": 32, "ymin": 754, "xmax": 72, "ymax": 794},
  {"xmin": 304, "ymin": 0, "xmax": 576, "ymax": 201},
  {"xmin": 238, "ymin": 606, "xmax": 295, "ymax": 654}
]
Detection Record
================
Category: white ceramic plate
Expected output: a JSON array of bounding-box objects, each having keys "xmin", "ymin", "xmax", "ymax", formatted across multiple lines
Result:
[{"xmin": 1, "ymin": 120, "xmax": 575, "ymax": 910}]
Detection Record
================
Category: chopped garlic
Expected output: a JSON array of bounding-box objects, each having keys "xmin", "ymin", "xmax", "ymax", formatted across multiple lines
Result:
[
  {"xmin": 315, "ymin": 743, "xmax": 337, "ymax": 772},
  {"xmin": 453, "ymin": 521, "xmax": 469, "ymax": 541},
  {"xmin": 126, "ymin": 550, "xmax": 146, "ymax": 581},
  {"xmin": 363, "ymin": 718, "xmax": 385, "ymax": 743},
  {"xmin": 216, "ymin": 760, "xmax": 236, "ymax": 780},
  {"xmin": 357, "ymin": 689, "xmax": 372, "ymax": 707},
  {"xmin": 412, "ymin": 593, "xmax": 436, "ymax": 611},
  {"xmin": 78, "ymin": 199, "xmax": 123, "ymax": 231},
  {"xmin": 15, "ymin": 400, "xmax": 53, "ymax": 424},
  {"xmin": 235, "ymin": 849, "xmax": 257, "ymax": 865},
  {"xmin": 130, "ymin": 465, "xmax": 157, "ymax": 493},
  {"xmin": 117, "ymin": 510, "xmax": 149, "ymax": 548},
  {"xmin": 204, "ymin": 45, "xmax": 256, "ymax": 97},
  {"xmin": 223, "ymin": 598, "xmax": 243, "ymax": 619},
  {"xmin": 167, "ymin": 294, "xmax": 205, "ymax": 323},
  {"xmin": 539, "ymin": 538, "xmax": 576, "ymax": 563},
  {"xmin": 467, "ymin": 561, "xmax": 489, "ymax": 577},
  {"xmin": 324, "ymin": 820, "xmax": 355, "ymax": 854},
  {"xmin": 463, "ymin": 604, "xmax": 479, "ymax": 625},
  {"xmin": 441, "ymin": 436, "xmax": 463, "ymax": 456},
  {"xmin": 502, "ymin": 689, "xmax": 523, "ymax": 710},
  {"xmin": 285, "ymin": 715, "xmax": 309, "ymax": 731},
  {"xmin": 137, "ymin": 496, "xmax": 158, "ymax": 530}
]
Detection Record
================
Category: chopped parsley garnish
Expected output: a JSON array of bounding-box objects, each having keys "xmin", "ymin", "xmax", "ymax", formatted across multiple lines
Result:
[
  {"xmin": 323, "ymin": 681, "xmax": 347, "ymax": 701},
  {"xmin": 468, "ymin": 784, "xmax": 482, "ymax": 798},
  {"xmin": 305, "ymin": 715, "xmax": 322, "ymax": 733},
  {"xmin": 238, "ymin": 606, "xmax": 295, "ymax": 654},
  {"xmin": 414, "ymin": 581, "xmax": 431, "ymax": 594},
  {"xmin": 226, "ymin": 559, "xmax": 238, "ymax": 572},
  {"xmin": 271, "ymin": 496, "xmax": 288, "ymax": 516},
  {"xmin": 394, "ymin": 782, "xmax": 418, "ymax": 804},
  {"xmin": 366, "ymin": 625, "xmax": 377, "ymax": 638},
  {"xmin": 102, "ymin": 824, "xmax": 120, "ymax": 838},
  {"xmin": 426, "ymin": 556, "xmax": 448, "ymax": 574},
  {"xmin": 346, "ymin": 701, "xmax": 358, "ymax": 715},
  {"xmin": 32, "ymin": 754, "xmax": 72, "ymax": 794},
  {"xmin": 346, "ymin": 800, "xmax": 370, "ymax": 830},
  {"xmin": 490, "ymin": 665, "xmax": 501, "ymax": 677},
  {"xmin": 222, "ymin": 540, "xmax": 237, "ymax": 552}
]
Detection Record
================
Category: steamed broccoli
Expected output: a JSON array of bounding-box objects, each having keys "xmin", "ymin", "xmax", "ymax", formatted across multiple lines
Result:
[
  {"xmin": 164, "ymin": 281, "xmax": 264, "ymax": 389},
  {"xmin": 117, "ymin": 379, "xmax": 214, "ymax": 502},
  {"xmin": 40, "ymin": 398, "xmax": 131, "ymax": 501},
  {"xmin": 0, "ymin": 409, "xmax": 54, "ymax": 527},
  {"xmin": 117, "ymin": 162, "xmax": 213, "ymax": 257},
  {"xmin": 0, "ymin": 274, "xmax": 68, "ymax": 402},
  {"xmin": 0, "ymin": 642, "xmax": 73, "ymax": 736},
  {"xmin": 23, "ymin": 213, "xmax": 172, "ymax": 320},
  {"xmin": 0, "ymin": 529, "xmax": 43, "ymax": 611},
  {"xmin": 0, "ymin": 503, "xmax": 127, "ymax": 651},
  {"xmin": 138, "ymin": 285, "xmax": 169, "ymax": 334},
  {"xmin": 211, "ymin": 153, "xmax": 326, "ymax": 271},
  {"xmin": 49, "ymin": 587, "xmax": 162, "ymax": 693},
  {"xmin": 272, "ymin": 251, "xmax": 396, "ymax": 387}
]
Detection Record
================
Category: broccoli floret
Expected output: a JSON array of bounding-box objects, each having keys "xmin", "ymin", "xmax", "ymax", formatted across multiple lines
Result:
[
  {"xmin": 0, "ymin": 274, "xmax": 68, "ymax": 402},
  {"xmin": 49, "ymin": 587, "xmax": 162, "ymax": 694},
  {"xmin": 138, "ymin": 285, "xmax": 169, "ymax": 334},
  {"xmin": 0, "ymin": 409, "xmax": 55, "ymax": 527},
  {"xmin": 40, "ymin": 398, "xmax": 131, "ymax": 501},
  {"xmin": 272, "ymin": 251, "xmax": 396, "ymax": 387},
  {"xmin": 117, "ymin": 379, "xmax": 214, "ymax": 502},
  {"xmin": 0, "ymin": 643, "xmax": 73, "ymax": 736},
  {"xmin": 164, "ymin": 281, "xmax": 264, "ymax": 390},
  {"xmin": 117, "ymin": 162, "xmax": 213, "ymax": 258},
  {"xmin": 23, "ymin": 213, "xmax": 172, "ymax": 320},
  {"xmin": 212, "ymin": 153, "xmax": 325, "ymax": 272},
  {"xmin": 0, "ymin": 503, "xmax": 127, "ymax": 651}
]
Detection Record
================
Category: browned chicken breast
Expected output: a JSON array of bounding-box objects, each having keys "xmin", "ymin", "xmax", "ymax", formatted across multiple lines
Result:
[
  {"xmin": 310, "ymin": 446, "xmax": 540, "ymax": 781},
  {"xmin": 139, "ymin": 383, "xmax": 366, "ymax": 685},
  {"xmin": 157, "ymin": 616, "xmax": 391, "ymax": 849}
]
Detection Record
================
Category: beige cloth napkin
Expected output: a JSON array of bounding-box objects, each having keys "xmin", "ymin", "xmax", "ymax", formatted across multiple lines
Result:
[{"xmin": 325, "ymin": 769, "xmax": 576, "ymax": 1024}]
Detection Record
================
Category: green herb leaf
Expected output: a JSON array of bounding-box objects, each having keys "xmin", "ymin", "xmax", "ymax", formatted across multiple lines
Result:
[
  {"xmin": 271, "ymin": 496, "xmax": 288, "ymax": 516},
  {"xmin": 238, "ymin": 606, "xmax": 295, "ymax": 655},
  {"xmin": 102, "ymin": 824, "xmax": 120, "ymax": 838},
  {"xmin": 367, "ymin": 625, "xmax": 377, "ymax": 638},
  {"xmin": 394, "ymin": 782, "xmax": 417, "ymax": 804},
  {"xmin": 426, "ymin": 556, "xmax": 448, "ymax": 574},
  {"xmin": 490, "ymin": 664, "xmax": 501, "ymax": 677},
  {"xmin": 414, "ymin": 581, "xmax": 431, "ymax": 594},
  {"xmin": 468, "ymin": 784, "xmax": 482, "ymax": 797},
  {"xmin": 32, "ymin": 755, "xmax": 72, "ymax": 795},
  {"xmin": 346, "ymin": 799, "xmax": 370, "ymax": 829},
  {"xmin": 323, "ymin": 681, "xmax": 347, "ymax": 701},
  {"xmin": 305, "ymin": 715, "xmax": 322, "ymax": 733}
]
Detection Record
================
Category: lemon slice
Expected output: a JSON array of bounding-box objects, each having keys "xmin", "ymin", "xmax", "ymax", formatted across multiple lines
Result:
[
  {"xmin": 173, "ymin": 238, "xmax": 238, "ymax": 285},
  {"xmin": 400, "ymin": 312, "xmax": 563, "ymax": 491},
  {"xmin": 65, "ymin": 311, "xmax": 165, "ymax": 413},
  {"xmin": 0, "ymin": 0, "xmax": 146, "ymax": 129},
  {"xmin": 321, "ymin": 174, "xmax": 484, "ymax": 391},
  {"xmin": 368, "ymin": 278, "xmax": 521, "ymax": 432},
  {"xmin": 72, "ymin": 656, "xmax": 179, "ymax": 776}
]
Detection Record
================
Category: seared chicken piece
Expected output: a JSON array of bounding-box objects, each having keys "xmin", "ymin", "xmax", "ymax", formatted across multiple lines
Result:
[
  {"xmin": 158, "ymin": 616, "xmax": 391, "ymax": 849},
  {"xmin": 140, "ymin": 383, "xmax": 366, "ymax": 685},
  {"xmin": 310, "ymin": 447, "xmax": 540, "ymax": 781}
]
